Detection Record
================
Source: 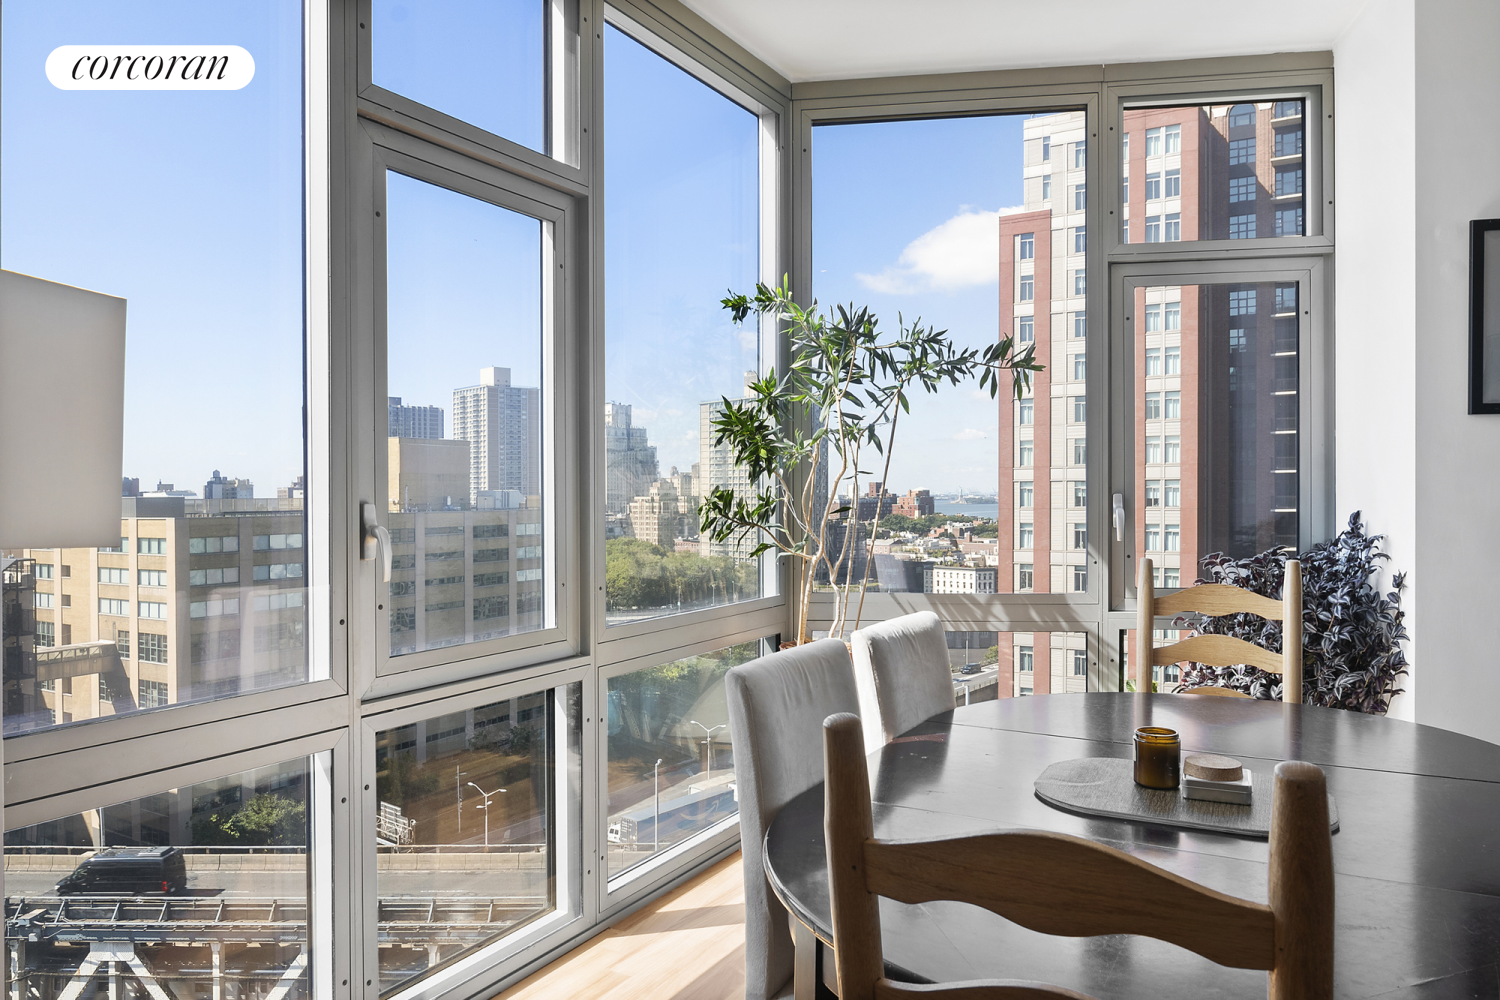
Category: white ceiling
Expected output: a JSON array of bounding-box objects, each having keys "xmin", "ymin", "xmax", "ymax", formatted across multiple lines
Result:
[{"xmin": 678, "ymin": 0, "xmax": 1369, "ymax": 83}]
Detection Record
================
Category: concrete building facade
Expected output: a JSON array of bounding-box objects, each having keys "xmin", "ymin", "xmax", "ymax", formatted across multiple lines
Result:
[
  {"xmin": 627, "ymin": 480, "xmax": 679, "ymax": 548},
  {"xmin": 697, "ymin": 373, "xmax": 759, "ymax": 561},
  {"xmin": 924, "ymin": 564, "xmax": 998, "ymax": 594},
  {"xmin": 388, "ymin": 396, "xmax": 444, "ymax": 440},
  {"xmin": 385, "ymin": 507, "xmax": 546, "ymax": 654}
]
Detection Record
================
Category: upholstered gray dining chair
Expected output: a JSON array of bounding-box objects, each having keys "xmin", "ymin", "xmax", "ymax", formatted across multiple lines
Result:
[
  {"xmin": 850, "ymin": 610, "xmax": 956, "ymax": 752},
  {"xmin": 725, "ymin": 638, "xmax": 861, "ymax": 1000}
]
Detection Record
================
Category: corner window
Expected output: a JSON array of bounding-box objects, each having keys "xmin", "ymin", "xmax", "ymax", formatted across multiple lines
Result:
[{"xmin": 603, "ymin": 24, "xmax": 765, "ymax": 626}]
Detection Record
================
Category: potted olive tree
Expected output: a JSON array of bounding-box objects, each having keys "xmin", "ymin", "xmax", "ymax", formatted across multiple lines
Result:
[{"xmin": 698, "ymin": 280, "xmax": 1042, "ymax": 645}]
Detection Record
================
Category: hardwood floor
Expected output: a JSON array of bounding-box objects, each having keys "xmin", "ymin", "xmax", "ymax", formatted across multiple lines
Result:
[{"xmin": 495, "ymin": 852, "xmax": 747, "ymax": 1000}]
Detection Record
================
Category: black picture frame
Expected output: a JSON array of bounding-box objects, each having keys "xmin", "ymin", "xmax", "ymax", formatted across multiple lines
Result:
[{"xmin": 1469, "ymin": 219, "xmax": 1500, "ymax": 413}]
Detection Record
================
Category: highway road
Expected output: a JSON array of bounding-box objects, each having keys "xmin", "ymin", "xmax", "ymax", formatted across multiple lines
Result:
[{"xmin": 3, "ymin": 868, "xmax": 550, "ymax": 900}]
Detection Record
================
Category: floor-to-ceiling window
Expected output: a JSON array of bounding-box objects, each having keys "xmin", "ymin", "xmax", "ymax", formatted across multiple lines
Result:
[{"xmin": 1, "ymin": 4, "xmax": 1333, "ymax": 997}]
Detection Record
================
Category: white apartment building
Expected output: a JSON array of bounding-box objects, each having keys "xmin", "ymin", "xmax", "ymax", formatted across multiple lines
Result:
[
  {"xmin": 924, "ymin": 565, "xmax": 999, "ymax": 594},
  {"xmin": 452, "ymin": 367, "xmax": 541, "ymax": 506}
]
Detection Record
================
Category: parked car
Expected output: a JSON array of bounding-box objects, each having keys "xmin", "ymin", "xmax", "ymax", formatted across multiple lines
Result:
[{"xmin": 55, "ymin": 846, "xmax": 188, "ymax": 895}]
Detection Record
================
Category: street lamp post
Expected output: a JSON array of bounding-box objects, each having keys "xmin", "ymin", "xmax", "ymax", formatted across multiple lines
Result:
[
  {"xmin": 466, "ymin": 782, "xmax": 505, "ymax": 848},
  {"xmin": 652, "ymin": 758, "xmax": 663, "ymax": 853},
  {"xmin": 455, "ymin": 766, "xmax": 468, "ymax": 834},
  {"xmin": 689, "ymin": 720, "xmax": 727, "ymax": 781}
]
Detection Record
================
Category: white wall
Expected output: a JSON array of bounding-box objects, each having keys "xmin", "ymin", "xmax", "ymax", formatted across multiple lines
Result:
[
  {"xmin": 1336, "ymin": 0, "xmax": 1500, "ymax": 744},
  {"xmin": 1333, "ymin": 0, "xmax": 1417, "ymax": 719},
  {"xmin": 1411, "ymin": 0, "xmax": 1500, "ymax": 743}
]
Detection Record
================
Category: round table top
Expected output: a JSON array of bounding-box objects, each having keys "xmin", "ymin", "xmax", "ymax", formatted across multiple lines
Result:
[{"xmin": 763, "ymin": 692, "xmax": 1500, "ymax": 1000}]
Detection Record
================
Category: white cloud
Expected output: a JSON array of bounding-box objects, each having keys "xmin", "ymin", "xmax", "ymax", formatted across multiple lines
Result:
[
  {"xmin": 953, "ymin": 428, "xmax": 988, "ymax": 441},
  {"xmin": 855, "ymin": 206, "xmax": 1026, "ymax": 295}
]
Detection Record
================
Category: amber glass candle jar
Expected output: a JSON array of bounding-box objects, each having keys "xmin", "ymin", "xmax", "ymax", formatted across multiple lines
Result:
[{"xmin": 1133, "ymin": 727, "xmax": 1181, "ymax": 789}]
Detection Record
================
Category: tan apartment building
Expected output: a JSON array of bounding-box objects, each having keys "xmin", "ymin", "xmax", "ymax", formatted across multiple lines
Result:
[
  {"xmin": 386, "ymin": 507, "xmax": 546, "ymax": 655},
  {"xmin": 19, "ymin": 497, "xmax": 308, "ymax": 730},
  {"xmin": 389, "ymin": 437, "xmax": 471, "ymax": 512}
]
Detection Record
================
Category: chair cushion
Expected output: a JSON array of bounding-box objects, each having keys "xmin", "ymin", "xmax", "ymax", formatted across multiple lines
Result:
[{"xmin": 851, "ymin": 610, "xmax": 956, "ymax": 749}]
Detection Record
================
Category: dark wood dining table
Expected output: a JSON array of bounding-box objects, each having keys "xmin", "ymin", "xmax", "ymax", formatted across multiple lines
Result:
[{"xmin": 763, "ymin": 692, "xmax": 1500, "ymax": 999}]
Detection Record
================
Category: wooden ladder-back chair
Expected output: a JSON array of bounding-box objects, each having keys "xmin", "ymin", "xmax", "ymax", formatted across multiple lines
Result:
[
  {"xmin": 1138, "ymin": 556, "xmax": 1303, "ymax": 703},
  {"xmin": 821, "ymin": 712, "xmax": 1334, "ymax": 1000}
]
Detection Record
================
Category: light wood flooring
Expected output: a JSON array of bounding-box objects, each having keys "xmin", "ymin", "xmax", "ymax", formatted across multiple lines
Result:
[{"xmin": 494, "ymin": 852, "xmax": 746, "ymax": 1000}]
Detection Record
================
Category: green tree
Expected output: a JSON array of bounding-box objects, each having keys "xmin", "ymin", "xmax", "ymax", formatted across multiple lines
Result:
[
  {"xmin": 192, "ymin": 793, "xmax": 306, "ymax": 847},
  {"xmin": 984, "ymin": 645, "xmax": 999, "ymax": 665},
  {"xmin": 376, "ymin": 750, "xmax": 440, "ymax": 807},
  {"xmin": 606, "ymin": 538, "xmax": 759, "ymax": 611}
]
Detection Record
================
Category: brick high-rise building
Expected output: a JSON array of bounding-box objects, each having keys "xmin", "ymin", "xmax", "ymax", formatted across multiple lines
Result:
[{"xmin": 996, "ymin": 102, "xmax": 1305, "ymax": 694}]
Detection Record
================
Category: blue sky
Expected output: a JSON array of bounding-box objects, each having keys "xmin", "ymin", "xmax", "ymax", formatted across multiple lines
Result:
[
  {"xmin": 372, "ymin": 0, "xmax": 544, "ymax": 152},
  {"xmin": 1, "ymin": 1, "xmax": 304, "ymax": 496},
  {"xmin": 2, "ymin": 3, "xmax": 1028, "ymax": 503},
  {"xmin": 385, "ymin": 174, "xmax": 543, "ymax": 414},
  {"xmin": 814, "ymin": 115, "xmax": 1027, "ymax": 496},
  {"xmin": 604, "ymin": 25, "xmax": 759, "ymax": 477}
]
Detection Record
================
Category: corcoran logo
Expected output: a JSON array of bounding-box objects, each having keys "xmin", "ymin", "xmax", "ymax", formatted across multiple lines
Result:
[{"xmin": 46, "ymin": 45, "xmax": 255, "ymax": 91}]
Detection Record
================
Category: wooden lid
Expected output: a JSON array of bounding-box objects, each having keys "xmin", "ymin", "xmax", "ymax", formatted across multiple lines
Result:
[{"xmin": 1184, "ymin": 753, "xmax": 1244, "ymax": 782}]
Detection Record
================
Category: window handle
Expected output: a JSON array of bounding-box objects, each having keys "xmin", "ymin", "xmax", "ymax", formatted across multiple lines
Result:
[
  {"xmin": 361, "ymin": 502, "xmax": 392, "ymax": 583},
  {"xmin": 1112, "ymin": 493, "xmax": 1125, "ymax": 542}
]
